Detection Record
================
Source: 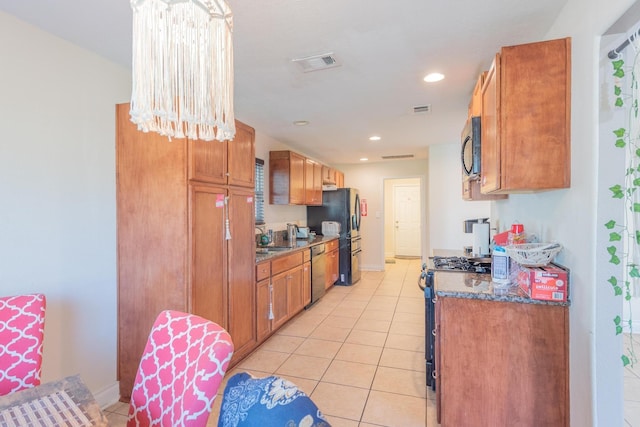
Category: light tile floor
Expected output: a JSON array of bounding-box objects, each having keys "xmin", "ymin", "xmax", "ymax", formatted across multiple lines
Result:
[
  {"xmin": 103, "ymin": 260, "xmax": 640, "ymax": 426},
  {"xmin": 104, "ymin": 258, "xmax": 432, "ymax": 426}
]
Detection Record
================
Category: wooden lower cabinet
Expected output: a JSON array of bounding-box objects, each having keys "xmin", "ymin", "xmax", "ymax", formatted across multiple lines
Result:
[
  {"xmin": 436, "ymin": 297, "xmax": 569, "ymax": 426},
  {"xmin": 325, "ymin": 239, "xmax": 339, "ymax": 289},
  {"xmin": 189, "ymin": 185, "xmax": 257, "ymax": 367},
  {"xmin": 227, "ymin": 188, "xmax": 258, "ymax": 364},
  {"xmin": 256, "ymin": 277, "xmax": 271, "ymax": 342},
  {"xmin": 256, "ymin": 261, "xmax": 271, "ymax": 342},
  {"xmin": 255, "ymin": 250, "xmax": 309, "ymax": 344},
  {"xmin": 190, "ymin": 184, "xmax": 227, "ymax": 329},
  {"xmin": 271, "ymin": 272, "xmax": 290, "ymax": 330},
  {"xmin": 286, "ymin": 265, "xmax": 304, "ymax": 316}
]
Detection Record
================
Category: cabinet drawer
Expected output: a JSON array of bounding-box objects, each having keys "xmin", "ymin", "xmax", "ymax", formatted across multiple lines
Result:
[
  {"xmin": 302, "ymin": 249, "xmax": 311, "ymax": 263},
  {"xmin": 271, "ymin": 252, "xmax": 303, "ymax": 275},
  {"xmin": 256, "ymin": 261, "xmax": 271, "ymax": 282},
  {"xmin": 325, "ymin": 239, "xmax": 339, "ymax": 252}
]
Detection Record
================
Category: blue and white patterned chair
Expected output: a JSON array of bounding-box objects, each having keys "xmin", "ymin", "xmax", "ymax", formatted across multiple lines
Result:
[{"xmin": 218, "ymin": 372, "xmax": 331, "ymax": 427}]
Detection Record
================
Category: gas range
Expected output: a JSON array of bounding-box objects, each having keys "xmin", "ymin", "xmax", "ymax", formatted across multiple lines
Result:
[
  {"xmin": 430, "ymin": 255, "xmax": 491, "ymax": 274},
  {"xmin": 418, "ymin": 254, "xmax": 492, "ymax": 391}
]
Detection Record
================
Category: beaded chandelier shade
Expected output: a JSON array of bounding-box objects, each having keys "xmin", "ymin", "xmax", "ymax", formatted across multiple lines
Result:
[{"xmin": 129, "ymin": 0, "xmax": 235, "ymax": 142}]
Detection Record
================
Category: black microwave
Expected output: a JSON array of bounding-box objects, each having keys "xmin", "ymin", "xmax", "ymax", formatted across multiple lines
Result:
[{"xmin": 461, "ymin": 116, "xmax": 481, "ymax": 177}]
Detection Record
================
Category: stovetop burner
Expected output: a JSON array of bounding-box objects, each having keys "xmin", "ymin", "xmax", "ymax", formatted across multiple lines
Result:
[{"xmin": 431, "ymin": 256, "xmax": 491, "ymax": 274}]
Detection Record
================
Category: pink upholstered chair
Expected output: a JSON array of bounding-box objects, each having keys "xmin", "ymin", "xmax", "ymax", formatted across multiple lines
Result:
[
  {"xmin": 0, "ymin": 293, "xmax": 46, "ymax": 396},
  {"xmin": 127, "ymin": 310, "xmax": 234, "ymax": 427}
]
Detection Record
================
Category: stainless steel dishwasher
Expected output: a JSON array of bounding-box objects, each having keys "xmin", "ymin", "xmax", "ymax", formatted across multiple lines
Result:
[{"xmin": 309, "ymin": 243, "xmax": 326, "ymax": 307}]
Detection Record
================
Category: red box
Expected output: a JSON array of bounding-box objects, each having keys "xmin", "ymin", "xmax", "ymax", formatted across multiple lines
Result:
[{"xmin": 515, "ymin": 264, "xmax": 569, "ymax": 302}]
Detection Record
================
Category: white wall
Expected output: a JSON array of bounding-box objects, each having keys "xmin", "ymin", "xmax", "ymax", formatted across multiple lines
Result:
[
  {"xmin": 428, "ymin": 144, "xmax": 492, "ymax": 252},
  {"xmin": 336, "ymin": 159, "xmax": 429, "ymax": 271},
  {"xmin": 0, "ymin": 11, "xmax": 130, "ymax": 405},
  {"xmin": 490, "ymin": 1, "xmax": 637, "ymax": 425}
]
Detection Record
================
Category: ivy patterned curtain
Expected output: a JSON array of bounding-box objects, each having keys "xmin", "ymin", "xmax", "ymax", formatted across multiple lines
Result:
[{"xmin": 623, "ymin": 33, "xmax": 640, "ymax": 299}]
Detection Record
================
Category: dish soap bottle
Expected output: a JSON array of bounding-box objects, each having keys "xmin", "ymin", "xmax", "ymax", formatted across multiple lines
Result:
[
  {"xmin": 491, "ymin": 245, "xmax": 511, "ymax": 294},
  {"xmin": 507, "ymin": 222, "xmax": 525, "ymax": 245}
]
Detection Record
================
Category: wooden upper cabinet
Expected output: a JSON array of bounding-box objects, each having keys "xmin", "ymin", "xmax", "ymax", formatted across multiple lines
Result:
[
  {"xmin": 322, "ymin": 165, "xmax": 337, "ymax": 185},
  {"xmin": 304, "ymin": 159, "xmax": 322, "ymax": 206},
  {"xmin": 335, "ymin": 170, "xmax": 344, "ymax": 188},
  {"xmin": 462, "ymin": 74, "xmax": 507, "ymax": 203},
  {"xmin": 189, "ymin": 138, "xmax": 227, "ymax": 184},
  {"xmin": 189, "ymin": 120, "xmax": 255, "ymax": 188},
  {"xmin": 480, "ymin": 37, "xmax": 571, "ymax": 194},
  {"xmin": 228, "ymin": 121, "xmax": 256, "ymax": 188},
  {"xmin": 270, "ymin": 150, "xmax": 344, "ymax": 204},
  {"xmin": 269, "ymin": 150, "xmax": 306, "ymax": 205},
  {"xmin": 270, "ymin": 150, "xmax": 305, "ymax": 205},
  {"xmin": 470, "ymin": 72, "xmax": 487, "ymax": 118},
  {"xmin": 462, "ymin": 177, "xmax": 506, "ymax": 201}
]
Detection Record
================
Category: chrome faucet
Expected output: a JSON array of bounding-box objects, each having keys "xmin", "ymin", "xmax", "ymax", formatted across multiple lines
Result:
[{"xmin": 255, "ymin": 226, "xmax": 269, "ymax": 245}]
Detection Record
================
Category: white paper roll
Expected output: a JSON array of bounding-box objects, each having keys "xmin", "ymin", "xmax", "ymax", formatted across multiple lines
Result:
[{"xmin": 472, "ymin": 222, "xmax": 490, "ymax": 255}]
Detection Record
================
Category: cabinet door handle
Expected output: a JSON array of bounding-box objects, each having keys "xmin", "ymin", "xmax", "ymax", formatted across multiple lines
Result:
[
  {"xmin": 268, "ymin": 284, "xmax": 274, "ymax": 320},
  {"xmin": 432, "ymin": 329, "xmax": 437, "ymax": 336},
  {"xmin": 432, "ymin": 371, "xmax": 437, "ymax": 379}
]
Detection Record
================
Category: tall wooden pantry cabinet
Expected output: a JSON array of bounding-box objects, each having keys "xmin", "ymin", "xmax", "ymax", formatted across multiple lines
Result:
[{"xmin": 116, "ymin": 104, "xmax": 256, "ymax": 399}]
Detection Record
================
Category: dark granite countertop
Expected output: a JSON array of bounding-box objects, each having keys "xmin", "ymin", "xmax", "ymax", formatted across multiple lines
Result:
[
  {"xmin": 433, "ymin": 270, "xmax": 569, "ymax": 306},
  {"xmin": 255, "ymin": 235, "xmax": 339, "ymax": 263},
  {"xmin": 431, "ymin": 249, "xmax": 570, "ymax": 307}
]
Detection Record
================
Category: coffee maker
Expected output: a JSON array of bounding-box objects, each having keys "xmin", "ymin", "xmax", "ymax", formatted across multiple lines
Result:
[{"xmin": 463, "ymin": 218, "xmax": 490, "ymax": 256}]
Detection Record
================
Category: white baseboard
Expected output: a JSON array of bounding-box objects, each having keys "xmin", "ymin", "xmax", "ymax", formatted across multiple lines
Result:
[
  {"xmin": 94, "ymin": 381, "xmax": 121, "ymax": 409},
  {"xmin": 361, "ymin": 264, "xmax": 385, "ymax": 272}
]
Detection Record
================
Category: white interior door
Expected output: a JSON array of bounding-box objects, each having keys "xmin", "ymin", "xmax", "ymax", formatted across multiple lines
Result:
[{"xmin": 393, "ymin": 184, "xmax": 421, "ymax": 257}]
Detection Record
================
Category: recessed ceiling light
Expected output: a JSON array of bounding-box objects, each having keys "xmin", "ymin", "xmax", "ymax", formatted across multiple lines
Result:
[
  {"xmin": 293, "ymin": 120, "xmax": 309, "ymax": 126},
  {"xmin": 423, "ymin": 72, "xmax": 445, "ymax": 83},
  {"xmin": 360, "ymin": 157, "xmax": 368, "ymax": 162},
  {"xmin": 369, "ymin": 136, "xmax": 381, "ymax": 141}
]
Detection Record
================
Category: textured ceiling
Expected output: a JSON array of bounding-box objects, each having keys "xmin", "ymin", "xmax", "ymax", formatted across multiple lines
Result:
[{"xmin": 0, "ymin": 0, "xmax": 569, "ymax": 164}]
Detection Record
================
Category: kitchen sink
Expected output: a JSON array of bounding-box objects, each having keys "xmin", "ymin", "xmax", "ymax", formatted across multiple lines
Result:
[{"xmin": 256, "ymin": 246, "xmax": 293, "ymax": 254}]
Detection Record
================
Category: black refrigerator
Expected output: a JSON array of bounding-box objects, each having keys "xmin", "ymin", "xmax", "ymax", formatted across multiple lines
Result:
[{"xmin": 307, "ymin": 188, "xmax": 362, "ymax": 285}]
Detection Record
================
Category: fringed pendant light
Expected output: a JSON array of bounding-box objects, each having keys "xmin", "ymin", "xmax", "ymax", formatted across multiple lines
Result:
[{"xmin": 129, "ymin": 0, "xmax": 235, "ymax": 142}]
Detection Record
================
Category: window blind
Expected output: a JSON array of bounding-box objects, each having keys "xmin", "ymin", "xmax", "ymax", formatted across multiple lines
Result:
[{"xmin": 255, "ymin": 158, "xmax": 265, "ymax": 225}]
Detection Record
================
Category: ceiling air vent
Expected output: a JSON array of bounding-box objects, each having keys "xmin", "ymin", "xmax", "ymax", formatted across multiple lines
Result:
[
  {"xmin": 413, "ymin": 105, "xmax": 432, "ymax": 114},
  {"xmin": 381, "ymin": 154, "xmax": 415, "ymax": 160},
  {"xmin": 292, "ymin": 53, "xmax": 341, "ymax": 73}
]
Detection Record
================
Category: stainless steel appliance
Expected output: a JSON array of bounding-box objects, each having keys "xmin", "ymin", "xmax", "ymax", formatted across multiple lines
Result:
[
  {"xmin": 418, "ymin": 256, "xmax": 491, "ymax": 390},
  {"xmin": 296, "ymin": 226, "xmax": 310, "ymax": 239},
  {"xmin": 461, "ymin": 115, "xmax": 481, "ymax": 177},
  {"xmin": 286, "ymin": 223, "xmax": 297, "ymax": 245},
  {"xmin": 309, "ymin": 244, "xmax": 326, "ymax": 306},
  {"xmin": 307, "ymin": 188, "xmax": 362, "ymax": 285}
]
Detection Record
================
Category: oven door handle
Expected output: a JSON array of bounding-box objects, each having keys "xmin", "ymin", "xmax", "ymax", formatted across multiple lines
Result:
[{"xmin": 418, "ymin": 271, "xmax": 426, "ymax": 290}]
